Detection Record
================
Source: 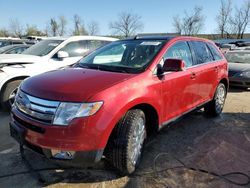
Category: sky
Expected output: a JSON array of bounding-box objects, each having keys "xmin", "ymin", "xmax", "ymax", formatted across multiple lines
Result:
[{"xmin": 0, "ymin": 0, "xmax": 249, "ymax": 36}]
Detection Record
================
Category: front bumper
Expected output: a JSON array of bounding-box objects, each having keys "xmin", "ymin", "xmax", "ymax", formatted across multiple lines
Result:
[
  {"xmin": 229, "ymin": 77, "xmax": 250, "ymax": 88},
  {"xmin": 10, "ymin": 107, "xmax": 105, "ymax": 166},
  {"xmin": 10, "ymin": 121, "xmax": 103, "ymax": 166}
]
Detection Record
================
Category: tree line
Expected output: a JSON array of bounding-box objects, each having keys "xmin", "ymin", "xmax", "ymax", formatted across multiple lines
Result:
[
  {"xmin": 173, "ymin": 0, "xmax": 250, "ymax": 39},
  {"xmin": 0, "ymin": 0, "xmax": 250, "ymax": 39},
  {"xmin": 0, "ymin": 12, "xmax": 143, "ymax": 38}
]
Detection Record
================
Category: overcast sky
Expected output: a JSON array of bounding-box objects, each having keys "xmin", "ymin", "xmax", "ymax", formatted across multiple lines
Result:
[{"xmin": 0, "ymin": 0, "xmax": 249, "ymax": 35}]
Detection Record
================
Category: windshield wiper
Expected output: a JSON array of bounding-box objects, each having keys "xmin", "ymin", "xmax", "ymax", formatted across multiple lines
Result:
[{"xmin": 78, "ymin": 64, "xmax": 129, "ymax": 73}]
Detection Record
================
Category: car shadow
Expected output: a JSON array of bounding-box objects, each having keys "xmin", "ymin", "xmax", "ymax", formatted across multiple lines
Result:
[
  {"xmin": 2, "ymin": 111, "xmax": 249, "ymax": 187},
  {"xmin": 229, "ymin": 86, "xmax": 249, "ymax": 93}
]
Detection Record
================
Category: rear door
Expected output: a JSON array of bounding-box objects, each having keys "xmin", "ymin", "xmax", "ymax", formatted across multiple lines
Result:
[
  {"xmin": 188, "ymin": 41, "xmax": 218, "ymax": 104},
  {"xmin": 161, "ymin": 41, "xmax": 199, "ymax": 121}
]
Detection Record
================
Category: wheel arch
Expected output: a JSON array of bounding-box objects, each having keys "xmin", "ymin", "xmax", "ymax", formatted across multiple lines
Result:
[
  {"xmin": 219, "ymin": 77, "xmax": 229, "ymax": 91},
  {"xmin": 0, "ymin": 76, "xmax": 29, "ymax": 94},
  {"xmin": 103, "ymin": 102, "xmax": 160, "ymax": 153}
]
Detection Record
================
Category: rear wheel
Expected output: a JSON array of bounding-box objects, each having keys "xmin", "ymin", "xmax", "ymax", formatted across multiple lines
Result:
[
  {"xmin": 204, "ymin": 83, "xmax": 227, "ymax": 116},
  {"xmin": 105, "ymin": 109, "xmax": 147, "ymax": 174},
  {"xmin": 0, "ymin": 80, "xmax": 22, "ymax": 111}
]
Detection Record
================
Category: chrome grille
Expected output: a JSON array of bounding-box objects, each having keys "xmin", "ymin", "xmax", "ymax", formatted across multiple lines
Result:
[{"xmin": 15, "ymin": 90, "xmax": 59, "ymax": 124}]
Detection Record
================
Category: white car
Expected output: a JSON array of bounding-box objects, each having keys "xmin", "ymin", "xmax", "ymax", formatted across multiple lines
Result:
[{"xmin": 0, "ymin": 36, "xmax": 117, "ymax": 110}]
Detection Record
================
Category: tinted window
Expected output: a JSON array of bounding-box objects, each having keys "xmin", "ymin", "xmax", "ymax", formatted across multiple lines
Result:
[
  {"xmin": 207, "ymin": 43, "xmax": 223, "ymax": 60},
  {"xmin": 191, "ymin": 41, "xmax": 213, "ymax": 64},
  {"xmin": 164, "ymin": 41, "xmax": 193, "ymax": 67}
]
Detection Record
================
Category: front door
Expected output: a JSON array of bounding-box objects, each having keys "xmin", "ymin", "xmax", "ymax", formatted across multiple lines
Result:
[{"xmin": 161, "ymin": 41, "xmax": 199, "ymax": 122}]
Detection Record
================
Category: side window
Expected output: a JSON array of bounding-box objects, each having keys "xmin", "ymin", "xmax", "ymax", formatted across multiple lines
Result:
[
  {"xmin": 207, "ymin": 42, "xmax": 223, "ymax": 61},
  {"xmin": 164, "ymin": 41, "xmax": 193, "ymax": 67},
  {"xmin": 191, "ymin": 41, "xmax": 214, "ymax": 64},
  {"xmin": 60, "ymin": 41, "xmax": 89, "ymax": 57}
]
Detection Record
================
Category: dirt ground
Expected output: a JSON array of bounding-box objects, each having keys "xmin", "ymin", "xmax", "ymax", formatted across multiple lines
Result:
[{"xmin": 0, "ymin": 88, "xmax": 250, "ymax": 188}]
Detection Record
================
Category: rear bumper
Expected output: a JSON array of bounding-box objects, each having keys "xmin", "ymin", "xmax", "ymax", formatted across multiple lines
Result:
[{"xmin": 10, "ymin": 120, "xmax": 103, "ymax": 166}]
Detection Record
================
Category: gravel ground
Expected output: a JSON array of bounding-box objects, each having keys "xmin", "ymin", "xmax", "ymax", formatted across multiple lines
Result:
[{"xmin": 0, "ymin": 88, "xmax": 249, "ymax": 188}]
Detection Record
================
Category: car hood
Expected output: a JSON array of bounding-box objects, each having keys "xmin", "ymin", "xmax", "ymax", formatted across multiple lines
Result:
[
  {"xmin": 0, "ymin": 54, "xmax": 42, "ymax": 64},
  {"xmin": 21, "ymin": 68, "xmax": 135, "ymax": 102},
  {"xmin": 228, "ymin": 62, "xmax": 250, "ymax": 72}
]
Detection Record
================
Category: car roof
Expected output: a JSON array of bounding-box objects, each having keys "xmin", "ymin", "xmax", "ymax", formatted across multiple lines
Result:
[
  {"xmin": 122, "ymin": 35, "xmax": 211, "ymax": 42},
  {"xmin": 43, "ymin": 36, "xmax": 118, "ymax": 42}
]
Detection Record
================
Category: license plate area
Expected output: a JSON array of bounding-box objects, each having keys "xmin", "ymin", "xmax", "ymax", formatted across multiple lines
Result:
[{"xmin": 10, "ymin": 123, "xmax": 26, "ymax": 145}]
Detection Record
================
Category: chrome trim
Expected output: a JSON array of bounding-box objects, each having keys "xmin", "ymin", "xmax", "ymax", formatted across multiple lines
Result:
[
  {"xmin": 15, "ymin": 90, "xmax": 59, "ymax": 124},
  {"xmin": 159, "ymin": 100, "xmax": 210, "ymax": 130}
]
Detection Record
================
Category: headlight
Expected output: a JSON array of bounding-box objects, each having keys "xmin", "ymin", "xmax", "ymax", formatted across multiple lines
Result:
[
  {"xmin": 234, "ymin": 71, "xmax": 250, "ymax": 78},
  {"xmin": 53, "ymin": 101, "xmax": 103, "ymax": 126},
  {"xmin": 242, "ymin": 71, "xmax": 250, "ymax": 78}
]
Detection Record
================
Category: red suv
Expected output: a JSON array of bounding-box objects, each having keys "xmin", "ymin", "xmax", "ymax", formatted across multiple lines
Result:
[{"xmin": 10, "ymin": 36, "xmax": 228, "ymax": 174}]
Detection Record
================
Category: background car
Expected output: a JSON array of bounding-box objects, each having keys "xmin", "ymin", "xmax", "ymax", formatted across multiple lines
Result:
[
  {"xmin": 225, "ymin": 50, "xmax": 250, "ymax": 89},
  {"xmin": 0, "ymin": 36, "xmax": 117, "ymax": 110},
  {"xmin": 0, "ymin": 38, "xmax": 26, "ymax": 48},
  {"xmin": 0, "ymin": 44, "xmax": 31, "ymax": 54}
]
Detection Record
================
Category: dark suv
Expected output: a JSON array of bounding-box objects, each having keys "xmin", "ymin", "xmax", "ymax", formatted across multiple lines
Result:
[{"xmin": 10, "ymin": 36, "xmax": 228, "ymax": 174}]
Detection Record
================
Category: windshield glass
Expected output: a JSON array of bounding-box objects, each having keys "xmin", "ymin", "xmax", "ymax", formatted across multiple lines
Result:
[
  {"xmin": 78, "ymin": 40, "xmax": 166, "ymax": 73},
  {"xmin": 22, "ymin": 39, "xmax": 63, "ymax": 56},
  {"xmin": 225, "ymin": 51, "xmax": 250, "ymax": 64}
]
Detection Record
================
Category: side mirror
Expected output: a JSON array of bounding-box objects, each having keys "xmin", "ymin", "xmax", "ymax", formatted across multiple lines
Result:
[
  {"xmin": 162, "ymin": 58, "xmax": 185, "ymax": 72},
  {"xmin": 57, "ymin": 51, "xmax": 69, "ymax": 59}
]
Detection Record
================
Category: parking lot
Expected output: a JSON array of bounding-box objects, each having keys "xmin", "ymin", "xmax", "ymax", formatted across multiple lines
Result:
[{"xmin": 0, "ymin": 88, "xmax": 249, "ymax": 188}]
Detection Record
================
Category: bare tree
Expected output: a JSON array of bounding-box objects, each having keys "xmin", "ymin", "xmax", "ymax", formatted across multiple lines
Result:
[
  {"xmin": 183, "ymin": 6, "xmax": 204, "ymax": 35},
  {"xmin": 172, "ymin": 16, "xmax": 182, "ymax": 34},
  {"xmin": 216, "ymin": 0, "xmax": 232, "ymax": 38},
  {"xmin": 73, "ymin": 14, "xmax": 88, "ymax": 35},
  {"xmin": 9, "ymin": 18, "xmax": 24, "ymax": 37},
  {"xmin": 172, "ymin": 6, "xmax": 204, "ymax": 35},
  {"xmin": 229, "ymin": 0, "xmax": 250, "ymax": 39},
  {"xmin": 88, "ymin": 21, "xmax": 99, "ymax": 35},
  {"xmin": 109, "ymin": 12, "xmax": 144, "ymax": 37},
  {"xmin": 48, "ymin": 18, "xmax": 59, "ymax": 36},
  {"xmin": 58, "ymin": 15, "xmax": 67, "ymax": 36}
]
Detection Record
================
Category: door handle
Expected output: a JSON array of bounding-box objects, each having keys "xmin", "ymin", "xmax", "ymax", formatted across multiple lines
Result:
[
  {"xmin": 214, "ymin": 66, "xmax": 219, "ymax": 72},
  {"xmin": 190, "ymin": 72, "xmax": 196, "ymax": 79}
]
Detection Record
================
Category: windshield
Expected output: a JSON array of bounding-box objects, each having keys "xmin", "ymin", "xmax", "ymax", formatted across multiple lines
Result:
[
  {"xmin": 225, "ymin": 51, "xmax": 250, "ymax": 64},
  {"xmin": 0, "ymin": 45, "xmax": 13, "ymax": 53},
  {"xmin": 22, "ymin": 39, "xmax": 63, "ymax": 56},
  {"xmin": 78, "ymin": 40, "xmax": 166, "ymax": 73}
]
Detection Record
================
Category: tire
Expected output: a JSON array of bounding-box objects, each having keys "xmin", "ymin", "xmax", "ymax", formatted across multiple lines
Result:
[
  {"xmin": 0, "ymin": 80, "xmax": 22, "ymax": 111},
  {"xmin": 204, "ymin": 83, "xmax": 227, "ymax": 117},
  {"xmin": 105, "ymin": 109, "xmax": 147, "ymax": 174}
]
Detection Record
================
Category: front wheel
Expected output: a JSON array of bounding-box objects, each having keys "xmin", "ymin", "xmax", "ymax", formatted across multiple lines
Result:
[
  {"xmin": 204, "ymin": 83, "xmax": 227, "ymax": 116},
  {"xmin": 105, "ymin": 109, "xmax": 147, "ymax": 174},
  {"xmin": 0, "ymin": 80, "xmax": 22, "ymax": 111}
]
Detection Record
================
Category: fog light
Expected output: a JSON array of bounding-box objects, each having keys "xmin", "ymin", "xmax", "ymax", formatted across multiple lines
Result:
[{"xmin": 51, "ymin": 149, "xmax": 75, "ymax": 160}]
